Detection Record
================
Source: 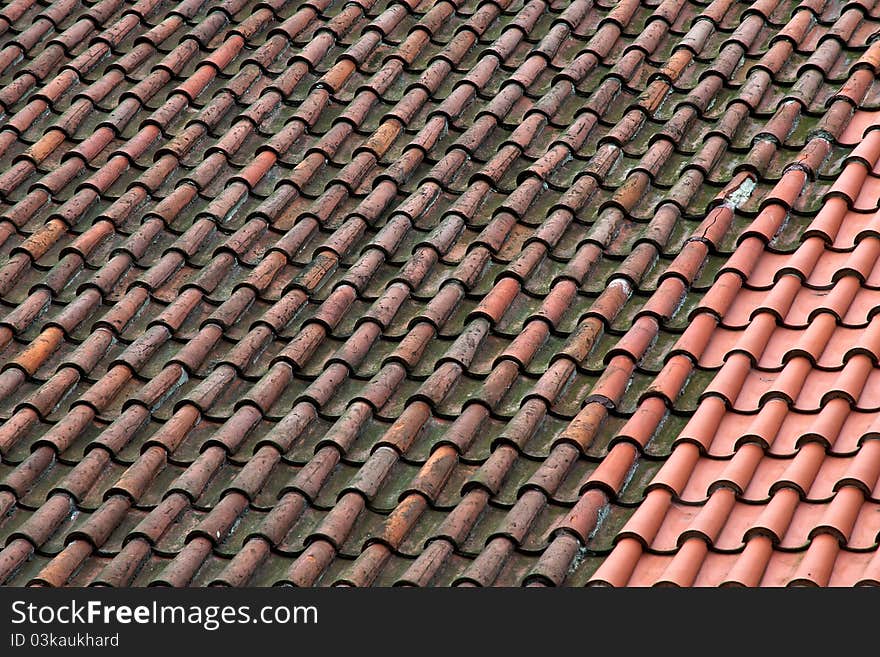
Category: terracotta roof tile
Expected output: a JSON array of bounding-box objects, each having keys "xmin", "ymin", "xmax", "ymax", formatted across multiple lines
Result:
[{"xmin": 1, "ymin": 0, "xmax": 880, "ymax": 588}]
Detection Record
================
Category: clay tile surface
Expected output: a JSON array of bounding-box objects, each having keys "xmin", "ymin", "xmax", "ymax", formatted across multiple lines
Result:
[{"xmin": 1, "ymin": 0, "xmax": 880, "ymax": 589}]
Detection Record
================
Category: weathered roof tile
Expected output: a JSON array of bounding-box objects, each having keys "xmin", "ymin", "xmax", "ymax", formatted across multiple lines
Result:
[{"xmin": 0, "ymin": 0, "xmax": 879, "ymax": 588}]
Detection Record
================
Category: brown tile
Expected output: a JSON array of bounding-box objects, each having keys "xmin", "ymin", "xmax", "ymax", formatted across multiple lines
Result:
[{"xmin": 2, "ymin": 0, "xmax": 880, "ymax": 589}]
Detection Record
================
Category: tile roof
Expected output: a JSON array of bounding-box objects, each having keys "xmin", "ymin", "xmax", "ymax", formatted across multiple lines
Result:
[{"xmin": 0, "ymin": 0, "xmax": 879, "ymax": 587}]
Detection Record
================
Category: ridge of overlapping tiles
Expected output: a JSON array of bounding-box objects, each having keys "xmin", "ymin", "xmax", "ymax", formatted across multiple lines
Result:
[
  {"xmin": 0, "ymin": 0, "xmax": 879, "ymax": 587},
  {"xmin": 582, "ymin": 15, "xmax": 880, "ymax": 586},
  {"xmin": 587, "ymin": 112, "xmax": 880, "ymax": 587}
]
